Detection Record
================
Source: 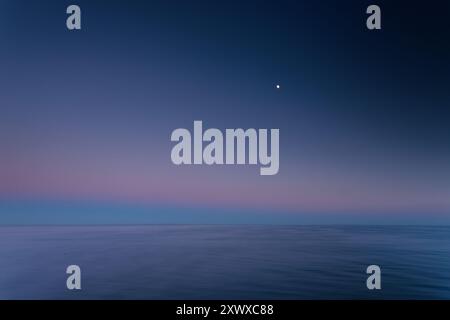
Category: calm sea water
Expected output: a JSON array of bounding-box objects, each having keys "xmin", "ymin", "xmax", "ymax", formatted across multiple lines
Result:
[{"xmin": 0, "ymin": 225, "xmax": 449, "ymax": 299}]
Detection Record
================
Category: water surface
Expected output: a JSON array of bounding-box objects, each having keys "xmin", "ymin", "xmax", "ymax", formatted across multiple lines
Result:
[{"xmin": 0, "ymin": 225, "xmax": 449, "ymax": 299}]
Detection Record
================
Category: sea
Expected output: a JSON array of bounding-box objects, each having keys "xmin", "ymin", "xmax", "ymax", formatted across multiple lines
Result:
[{"xmin": 0, "ymin": 225, "xmax": 449, "ymax": 299}]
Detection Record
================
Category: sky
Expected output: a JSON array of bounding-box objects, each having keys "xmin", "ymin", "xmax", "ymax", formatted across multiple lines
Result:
[{"xmin": 1, "ymin": 0, "xmax": 449, "ymax": 224}]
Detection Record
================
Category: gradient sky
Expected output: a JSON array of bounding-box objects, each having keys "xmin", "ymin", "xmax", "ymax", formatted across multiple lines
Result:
[{"xmin": 1, "ymin": 0, "xmax": 449, "ymax": 224}]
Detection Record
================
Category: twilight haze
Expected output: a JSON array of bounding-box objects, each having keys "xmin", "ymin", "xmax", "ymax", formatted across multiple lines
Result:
[{"xmin": 1, "ymin": 0, "xmax": 449, "ymax": 224}]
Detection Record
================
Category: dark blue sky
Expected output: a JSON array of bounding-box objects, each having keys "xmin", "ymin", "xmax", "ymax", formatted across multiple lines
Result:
[{"xmin": 1, "ymin": 0, "xmax": 449, "ymax": 224}]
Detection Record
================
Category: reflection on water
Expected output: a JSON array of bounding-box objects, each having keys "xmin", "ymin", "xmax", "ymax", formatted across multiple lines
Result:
[{"xmin": 0, "ymin": 225, "xmax": 449, "ymax": 299}]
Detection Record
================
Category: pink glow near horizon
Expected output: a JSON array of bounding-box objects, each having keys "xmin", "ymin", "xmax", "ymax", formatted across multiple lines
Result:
[{"xmin": 2, "ymin": 157, "xmax": 450, "ymax": 214}]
